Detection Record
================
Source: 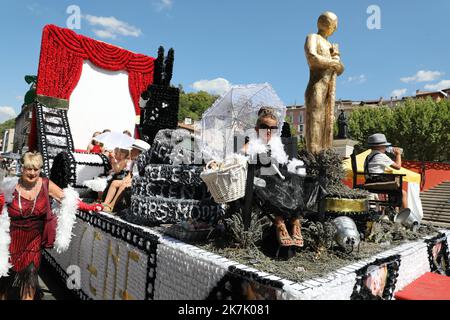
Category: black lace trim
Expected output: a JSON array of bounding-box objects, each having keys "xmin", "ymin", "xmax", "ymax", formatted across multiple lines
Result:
[
  {"xmin": 42, "ymin": 250, "xmax": 91, "ymax": 300},
  {"xmin": 425, "ymin": 233, "xmax": 450, "ymax": 276},
  {"xmin": 351, "ymin": 255, "xmax": 401, "ymax": 300}
]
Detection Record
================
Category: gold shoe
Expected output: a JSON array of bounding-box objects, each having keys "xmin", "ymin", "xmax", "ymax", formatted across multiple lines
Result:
[
  {"xmin": 291, "ymin": 223, "xmax": 304, "ymax": 248},
  {"xmin": 275, "ymin": 223, "xmax": 293, "ymax": 247}
]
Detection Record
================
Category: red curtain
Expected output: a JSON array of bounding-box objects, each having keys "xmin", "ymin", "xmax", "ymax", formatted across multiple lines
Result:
[
  {"xmin": 36, "ymin": 24, "xmax": 154, "ymax": 113},
  {"xmin": 31, "ymin": 25, "xmax": 155, "ymax": 147}
]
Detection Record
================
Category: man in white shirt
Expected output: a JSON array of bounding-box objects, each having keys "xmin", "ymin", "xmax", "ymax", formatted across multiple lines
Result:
[{"xmin": 364, "ymin": 133, "xmax": 407, "ymax": 209}]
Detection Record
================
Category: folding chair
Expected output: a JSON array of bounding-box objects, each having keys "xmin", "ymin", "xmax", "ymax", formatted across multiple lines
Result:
[{"xmin": 350, "ymin": 150, "xmax": 405, "ymax": 216}]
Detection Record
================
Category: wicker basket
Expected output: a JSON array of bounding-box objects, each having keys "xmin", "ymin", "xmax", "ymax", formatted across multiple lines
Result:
[
  {"xmin": 163, "ymin": 224, "xmax": 212, "ymax": 243},
  {"xmin": 200, "ymin": 157, "xmax": 248, "ymax": 204}
]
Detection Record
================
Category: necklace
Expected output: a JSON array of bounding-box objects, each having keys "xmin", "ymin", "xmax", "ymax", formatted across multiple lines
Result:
[
  {"xmin": 18, "ymin": 179, "xmax": 41, "ymax": 217},
  {"xmin": 20, "ymin": 179, "xmax": 37, "ymax": 192}
]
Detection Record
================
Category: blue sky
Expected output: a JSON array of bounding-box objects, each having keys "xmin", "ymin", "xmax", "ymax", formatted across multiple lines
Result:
[{"xmin": 1, "ymin": 0, "xmax": 449, "ymax": 122}]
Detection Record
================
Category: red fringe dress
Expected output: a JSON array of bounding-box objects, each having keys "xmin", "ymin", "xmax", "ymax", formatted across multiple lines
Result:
[{"xmin": 0, "ymin": 178, "xmax": 53, "ymax": 294}]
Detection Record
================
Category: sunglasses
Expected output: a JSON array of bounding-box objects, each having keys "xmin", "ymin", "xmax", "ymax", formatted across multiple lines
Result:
[{"xmin": 258, "ymin": 124, "xmax": 279, "ymax": 130}]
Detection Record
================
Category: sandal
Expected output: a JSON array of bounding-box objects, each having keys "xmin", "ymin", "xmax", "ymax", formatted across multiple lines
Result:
[
  {"xmin": 275, "ymin": 222, "xmax": 293, "ymax": 247},
  {"xmin": 102, "ymin": 203, "xmax": 113, "ymax": 213},
  {"xmin": 291, "ymin": 223, "xmax": 304, "ymax": 248}
]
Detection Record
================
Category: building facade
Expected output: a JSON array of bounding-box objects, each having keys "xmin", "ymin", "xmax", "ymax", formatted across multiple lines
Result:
[
  {"xmin": 2, "ymin": 128, "xmax": 15, "ymax": 153},
  {"xmin": 285, "ymin": 87, "xmax": 450, "ymax": 140},
  {"xmin": 285, "ymin": 105, "xmax": 306, "ymax": 137},
  {"xmin": 13, "ymin": 104, "xmax": 34, "ymax": 153}
]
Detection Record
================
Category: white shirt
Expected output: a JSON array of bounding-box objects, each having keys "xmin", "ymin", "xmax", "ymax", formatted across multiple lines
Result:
[{"xmin": 365, "ymin": 151, "xmax": 394, "ymax": 174}]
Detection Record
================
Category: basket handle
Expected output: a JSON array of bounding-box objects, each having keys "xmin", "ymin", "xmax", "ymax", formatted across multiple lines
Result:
[{"xmin": 205, "ymin": 160, "xmax": 219, "ymax": 171}]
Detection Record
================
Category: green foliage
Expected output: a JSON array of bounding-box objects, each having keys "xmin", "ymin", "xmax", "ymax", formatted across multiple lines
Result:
[
  {"xmin": 348, "ymin": 98, "xmax": 450, "ymax": 161},
  {"xmin": 297, "ymin": 135, "xmax": 306, "ymax": 152},
  {"xmin": 285, "ymin": 116, "xmax": 297, "ymax": 137},
  {"xmin": 24, "ymin": 75, "xmax": 37, "ymax": 105},
  {"xmin": 224, "ymin": 211, "xmax": 270, "ymax": 249},
  {"xmin": 0, "ymin": 118, "xmax": 16, "ymax": 142},
  {"xmin": 178, "ymin": 86, "xmax": 219, "ymax": 122}
]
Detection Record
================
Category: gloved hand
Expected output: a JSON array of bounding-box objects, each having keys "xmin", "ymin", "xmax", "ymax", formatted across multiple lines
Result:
[{"xmin": 77, "ymin": 200, "xmax": 103, "ymax": 212}]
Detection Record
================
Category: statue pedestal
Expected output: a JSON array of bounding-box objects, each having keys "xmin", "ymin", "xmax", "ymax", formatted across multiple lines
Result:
[{"xmin": 332, "ymin": 139, "xmax": 358, "ymax": 158}]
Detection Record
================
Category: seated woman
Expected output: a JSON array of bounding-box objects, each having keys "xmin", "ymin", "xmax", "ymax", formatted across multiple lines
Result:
[
  {"xmin": 102, "ymin": 140, "xmax": 150, "ymax": 213},
  {"xmin": 100, "ymin": 148, "xmax": 131, "ymax": 201},
  {"xmin": 87, "ymin": 131, "xmax": 103, "ymax": 154},
  {"xmin": 243, "ymin": 108, "xmax": 305, "ymax": 248},
  {"xmin": 109, "ymin": 148, "xmax": 131, "ymax": 176}
]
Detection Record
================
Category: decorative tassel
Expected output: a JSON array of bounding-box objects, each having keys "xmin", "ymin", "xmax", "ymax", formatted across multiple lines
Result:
[
  {"xmin": 0, "ymin": 205, "xmax": 11, "ymax": 277},
  {"xmin": 54, "ymin": 187, "xmax": 79, "ymax": 254}
]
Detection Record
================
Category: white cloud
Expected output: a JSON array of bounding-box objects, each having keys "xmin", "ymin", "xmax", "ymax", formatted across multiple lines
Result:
[
  {"xmin": 346, "ymin": 74, "xmax": 367, "ymax": 84},
  {"xmin": 26, "ymin": 3, "xmax": 42, "ymax": 14},
  {"xmin": 400, "ymin": 70, "xmax": 443, "ymax": 83},
  {"xmin": 153, "ymin": 0, "xmax": 173, "ymax": 12},
  {"xmin": 390, "ymin": 88, "xmax": 407, "ymax": 98},
  {"xmin": 191, "ymin": 78, "xmax": 232, "ymax": 95},
  {"xmin": 84, "ymin": 15, "xmax": 142, "ymax": 39},
  {"xmin": 93, "ymin": 29, "xmax": 117, "ymax": 40},
  {"xmin": 424, "ymin": 80, "xmax": 450, "ymax": 91},
  {"xmin": 0, "ymin": 106, "xmax": 17, "ymax": 123}
]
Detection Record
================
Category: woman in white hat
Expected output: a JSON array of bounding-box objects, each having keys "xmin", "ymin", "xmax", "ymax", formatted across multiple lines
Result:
[
  {"xmin": 364, "ymin": 133, "xmax": 407, "ymax": 209},
  {"xmin": 102, "ymin": 140, "xmax": 150, "ymax": 213}
]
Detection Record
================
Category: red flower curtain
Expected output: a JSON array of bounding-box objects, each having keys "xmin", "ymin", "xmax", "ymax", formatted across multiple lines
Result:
[{"xmin": 30, "ymin": 24, "xmax": 155, "ymax": 148}]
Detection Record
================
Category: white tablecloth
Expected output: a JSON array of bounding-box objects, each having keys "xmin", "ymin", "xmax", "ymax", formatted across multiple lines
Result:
[{"xmin": 407, "ymin": 182, "xmax": 423, "ymax": 221}]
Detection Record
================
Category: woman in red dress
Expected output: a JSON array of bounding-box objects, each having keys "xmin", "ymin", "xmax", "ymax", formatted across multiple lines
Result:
[
  {"xmin": 0, "ymin": 152, "xmax": 102, "ymax": 300},
  {"xmin": 87, "ymin": 131, "xmax": 104, "ymax": 154}
]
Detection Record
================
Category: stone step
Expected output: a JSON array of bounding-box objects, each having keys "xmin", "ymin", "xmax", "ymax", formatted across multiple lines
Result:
[
  {"xmin": 420, "ymin": 190, "xmax": 450, "ymax": 196},
  {"xmin": 423, "ymin": 212, "xmax": 450, "ymax": 218},
  {"xmin": 422, "ymin": 205, "xmax": 450, "ymax": 212},
  {"xmin": 423, "ymin": 209, "xmax": 450, "ymax": 216},
  {"xmin": 421, "ymin": 192, "xmax": 450, "ymax": 196},
  {"xmin": 422, "ymin": 220, "xmax": 450, "ymax": 229},
  {"xmin": 421, "ymin": 201, "xmax": 450, "ymax": 207},
  {"xmin": 421, "ymin": 199, "xmax": 450, "ymax": 207},
  {"xmin": 421, "ymin": 196, "xmax": 450, "ymax": 200},
  {"xmin": 423, "ymin": 188, "xmax": 450, "ymax": 193},
  {"xmin": 421, "ymin": 191, "xmax": 450, "ymax": 197},
  {"xmin": 422, "ymin": 216, "xmax": 450, "ymax": 224}
]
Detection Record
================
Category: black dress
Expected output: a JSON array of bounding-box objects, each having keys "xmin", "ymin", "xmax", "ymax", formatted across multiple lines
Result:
[{"xmin": 253, "ymin": 164, "xmax": 305, "ymax": 220}]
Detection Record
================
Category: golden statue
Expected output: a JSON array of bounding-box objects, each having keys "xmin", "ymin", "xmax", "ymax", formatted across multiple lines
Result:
[{"xmin": 304, "ymin": 11, "xmax": 345, "ymax": 154}]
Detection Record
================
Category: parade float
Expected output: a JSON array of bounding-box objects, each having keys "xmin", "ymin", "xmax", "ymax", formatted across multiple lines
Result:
[{"xmin": 22, "ymin": 22, "xmax": 450, "ymax": 300}]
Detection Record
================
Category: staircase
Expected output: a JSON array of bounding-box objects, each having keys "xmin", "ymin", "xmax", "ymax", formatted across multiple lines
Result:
[{"xmin": 421, "ymin": 181, "xmax": 450, "ymax": 228}]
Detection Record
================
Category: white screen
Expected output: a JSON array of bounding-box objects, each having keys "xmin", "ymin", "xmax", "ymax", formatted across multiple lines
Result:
[{"xmin": 68, "ymin": 61, "xmax": 136, "ymax": 150}]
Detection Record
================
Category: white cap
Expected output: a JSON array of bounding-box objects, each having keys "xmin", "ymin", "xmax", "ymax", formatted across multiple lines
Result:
[{"xmin": 131, "ymin": 139, "xmax": 150, "ymax": 152}]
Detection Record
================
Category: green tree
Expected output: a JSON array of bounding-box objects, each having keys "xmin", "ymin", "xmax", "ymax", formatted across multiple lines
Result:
[
  {"xmin": 178, "ymin": 86, "xmax": 218, "ymax": 122},
  {"xmin": 0, "ymin": 118, "xmax": 16, "ymax": 144},
  {"xmin": 348, "ymin": 98, "xmax": 450, "ymax": 161}
]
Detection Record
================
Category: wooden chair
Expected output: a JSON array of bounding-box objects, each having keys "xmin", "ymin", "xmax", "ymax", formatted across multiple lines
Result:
[{"xmin": 350, "ymin": 150, "xmax": 406, "ymax": 210}]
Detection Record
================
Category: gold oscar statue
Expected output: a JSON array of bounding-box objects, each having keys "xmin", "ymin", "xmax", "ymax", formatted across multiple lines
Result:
[{"xmin": 304, "ymin": 11, "xmax": 345, "ymax": 154}]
